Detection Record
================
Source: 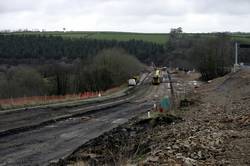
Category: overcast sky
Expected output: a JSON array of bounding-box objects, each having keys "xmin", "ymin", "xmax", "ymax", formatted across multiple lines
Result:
[{"xmin": 0, "ymin": 0, "xmax": 250, "ymax": 33}]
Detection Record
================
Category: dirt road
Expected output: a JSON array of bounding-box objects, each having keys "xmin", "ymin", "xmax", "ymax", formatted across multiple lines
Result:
[{"xmin": 0, "ymin": 72, "xmax": 171, "ymax": 165}]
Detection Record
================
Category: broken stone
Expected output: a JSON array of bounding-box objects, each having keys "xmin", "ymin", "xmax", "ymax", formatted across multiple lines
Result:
[
  {"xmin": 130, "ymin": 131, "xmax": 136, "ymax": 137},
  {"xmin": 183, "ymin": 157, "xmax": 197, "ymax": 166},
  {"xmin": 166, "ymin": 146, "xmax": 171, "ymax": 150},
  {"xmin": 167, "ymin": 150, "xmax": 174, "ymax": 154},
  {"xmin": 198, "ymin": 151, "xmax": 202, "ymax": 159},
  {"xmin": 147, "ymin": 156, "xmax": 159, "ymax": 162},
  {"xmin": 173, "ymin": 145, "xmax": 179, "ymax": 149},
  {"xmin": 176, "ymin": 153, "xmax": 183, "ymax": 159}
]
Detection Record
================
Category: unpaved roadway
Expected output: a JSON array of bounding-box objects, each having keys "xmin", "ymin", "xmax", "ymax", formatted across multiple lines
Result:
[{"xmin": 0, "ymin": 72, "xmax": 172, "ymax": 165}]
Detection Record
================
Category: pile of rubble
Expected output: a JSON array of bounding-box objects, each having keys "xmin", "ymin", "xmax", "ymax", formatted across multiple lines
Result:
[{"xmin": 142, "ymin": 69, "xmax": 250, "ymax": 165}]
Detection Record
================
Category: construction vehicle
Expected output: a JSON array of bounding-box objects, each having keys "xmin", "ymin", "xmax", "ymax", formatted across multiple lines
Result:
[
  {"xmin": 128, "ymin": 79, "xmax": 137, "ymax": 86},
  {"xmin": 152, "ymin": 69, "xmax": 161, "ymax": 85},
  {"xmin": 128, "ymin": 75, "xmax": 140, "ymax": 86},
  {"xmin": 132, "ymin": 75, "xmax": 140, "ymax": 84}
]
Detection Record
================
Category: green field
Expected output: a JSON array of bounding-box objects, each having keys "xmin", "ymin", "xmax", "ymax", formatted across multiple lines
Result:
[
  {"xmin": 5, "ymin": 31, "xmax": 169, "ymax": 44},
  {"xmin": 2, "ymin": 31, "xmax": 250, "ymax": 44},
  {"xmin": 231, "ymin": 36, "xmax": 250, "ymax": 44},
  {"xmin": 89, "ymin": 32, "xmax": 168, "ymax": 44}
]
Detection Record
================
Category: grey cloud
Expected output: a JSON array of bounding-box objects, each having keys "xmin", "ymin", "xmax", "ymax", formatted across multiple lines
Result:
[
  {"xmin": 0, "ymin": 0, "xmax": 250, "ymax": 32},
  {"xmin": 192, "ymin": 0, "xmax": 250, "ymax": 15},
  {"xmin": 95, "ymin": 0, "xmax": 189, "ymax": 17},
  {"xmin": 0, "ymin": 0, "xmax": 42, "ymax": 13},
  {"xmin": 2, "ymin": 0, "xmax": 250, "ymax": 16}
]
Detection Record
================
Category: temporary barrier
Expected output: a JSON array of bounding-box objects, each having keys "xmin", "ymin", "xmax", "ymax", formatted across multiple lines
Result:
[
  {"xmin": 0, "ymin": 91, "xmax": 103, "ymax": 108},
  {"xmin": 0, "ymin": 85, "xmax": 124, "ymax": 109},
  {"xmin": 160, "ymin": 96, "xmax": 170, "ymax": 111}
]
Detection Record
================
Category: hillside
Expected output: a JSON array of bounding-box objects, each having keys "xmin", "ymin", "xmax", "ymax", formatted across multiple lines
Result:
[
  {"xmin": 1, "ymin": 31, "xmax": 169, "ymax": 44},
  {"xmin": 1, "ymin": 31, "xmax": 250, "ymax": 44}
]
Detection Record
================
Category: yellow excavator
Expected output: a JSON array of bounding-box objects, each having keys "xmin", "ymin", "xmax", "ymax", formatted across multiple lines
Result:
[{"xmin": 152, "ymin": 69, "xmax": 161, "ymax": 85}]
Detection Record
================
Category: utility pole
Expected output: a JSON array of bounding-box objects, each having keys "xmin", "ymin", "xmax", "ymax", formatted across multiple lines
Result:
[
  {"xmin": 234, "ymin": 42, "xmax": 239, "ymax": 72},
  {"xmin": 235, "ymin": 42, "xmax": 238, "ymax": 65},
  {"xmin": 167, "ymin": 70, "xmax": 175, "ymax": 109}
]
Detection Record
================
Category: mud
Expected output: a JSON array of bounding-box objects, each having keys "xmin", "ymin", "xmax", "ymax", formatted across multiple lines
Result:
[{"xmin": 51, "ymin": 114, "xmax": 182, "ymax": 166}]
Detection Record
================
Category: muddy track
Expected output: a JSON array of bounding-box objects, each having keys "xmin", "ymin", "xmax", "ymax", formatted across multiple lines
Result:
[
  {"xmin": 0, "ymin": 98, "xmax": 131, "ymax": 138},
  {"xmin": 0, "ymin": 72, "xmax": 152, "ymax": 116},
  {"xmin": 0, "ymin": 71, "xmax": 172, "ymax": 165},
  {"xmin": 0, "ymin": 72, "xmax": 151, "ymax": 138},
  {"xmin": 0, "ymin": 81, "xmax": 150, "ymax": 138}
]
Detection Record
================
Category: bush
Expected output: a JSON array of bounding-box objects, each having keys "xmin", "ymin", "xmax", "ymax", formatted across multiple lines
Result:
[
  {"xmin": 190, "ymin": 35, "xmax": 233, "ymax": 80},
  {"xmin": 76, "ymin": 48, "xmax": 144, "ymax": 91},
  {"xmin": 0, "ymin": 66, "xmax": 48, "ymax": 98}
]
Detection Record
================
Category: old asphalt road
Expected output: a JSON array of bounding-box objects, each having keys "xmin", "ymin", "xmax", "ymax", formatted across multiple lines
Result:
[
  {"xmin": 0, "ymin": 73, "xmax": 151, "ymax": 137},
  {"xmin": 0, "ymin": 72, "xmax": 172, "ymax": 165}
]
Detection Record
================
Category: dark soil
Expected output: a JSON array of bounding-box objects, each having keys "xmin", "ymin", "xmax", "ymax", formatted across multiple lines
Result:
[{"xmin": 51, "ymin": 114, "xmax": 182, "ymax": 166}]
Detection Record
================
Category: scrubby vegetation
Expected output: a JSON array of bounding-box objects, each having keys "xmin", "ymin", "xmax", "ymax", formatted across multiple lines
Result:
[
  {"xmin": 166, "ymin": 31, "xmax": 235, "ymax": 80},
  {"xmin": 0, "ymin": 48, "xmax": 144, "ymax": 98},
  {"xmin": 0, "ymin": 66, "xmax": 47, "ymax": 98}
]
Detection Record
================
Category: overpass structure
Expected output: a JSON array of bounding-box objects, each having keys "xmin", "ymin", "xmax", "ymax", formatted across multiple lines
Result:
[{"xmin": 234, "ymin": 43, "xmax": 250, "ymax": 71}]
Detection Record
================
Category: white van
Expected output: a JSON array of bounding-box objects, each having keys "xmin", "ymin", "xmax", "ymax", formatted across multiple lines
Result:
[{"xmin": 128, "ymin": 79, "xmax": 136, "ymax": 86}]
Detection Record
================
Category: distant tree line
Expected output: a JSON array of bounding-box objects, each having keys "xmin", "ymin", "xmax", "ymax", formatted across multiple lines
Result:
[
  {"xmin": 0, "ymin": 34, "xmax": 165, "ymax": 65},
  {"xmin": 0, "ymin": 48, "xmax": 144, "ymax": 98},
  {"xmin": 165, "ymin": 29, "xmax": 250, "ymax": 80}
]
